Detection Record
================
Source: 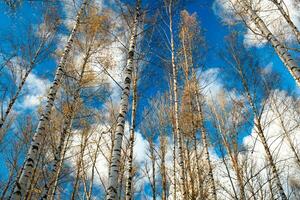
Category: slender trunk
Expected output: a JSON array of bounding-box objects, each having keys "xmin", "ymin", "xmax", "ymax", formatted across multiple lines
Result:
[
  {"xmin": 237, "ymin": 0, "xmax": 300, "ymax": 87},
  {"xmin": 86, "ymin": 134, "xmax": 103, "ymax": 200},
  {"xmin": 11, "ymin": 1, "xmax": 88, "ymax": 199},
  {"xmin": 168, "ymin": 0, "xmax": 186, "ymax": 198},
  {"xmin": 49, "ymin": 133, "xmax": 71, "ymax": 200},
  {"xmin": 193, "ymin": 134, "xmax": 203, "ymax": 198},
  {"xmin": 71, "ymin": 129, "xmax": 88, "ymax": 200},
  {"xmin": 237, "ymin": 67, "xmax": 287, "ymax": 200},
  {"xmin": 269, "ymin": 93, "xmax": 300, "ymax": 168},
  {"xmin": 255, "ymin": 120, "xmax": 287, "ymax": 199},
  {"xmin": 270, "ymin": 0, "xmax": 300, "ymax": 43},
  {"xmin": 125, "ymin": 69, "xmax": 138, "ymax": 200},
  {"xmin": 70, "ymin": 164, "xmax": 81, "ymax": 200},
  {"xmin": 106, "ymin": 1, "xmax": 140, "ymax": 199},
  {"xmin": 169, "ymin": 82, "xmax": 177, "ymax": 200},
  {"xmin": 185, "ymin": 140, "xmax": 196, "ymax": 199},
  {"xmin": 150, "ymin": 141, "xmax": 156, "ymax": 200},
  {"xmin": 39, "ymin": 47, "xmax": 90, "ymax": 200},
  {"xmin": 193, "ymin": 75, "xmax": 217, "ymax": 200},
  {"xmin": 0, "ymin": 42, "xmax": 44, "ymax": 130},
  {"xmin": 160, "ymin": 136, "xmax": 167, "ymax": 200}
]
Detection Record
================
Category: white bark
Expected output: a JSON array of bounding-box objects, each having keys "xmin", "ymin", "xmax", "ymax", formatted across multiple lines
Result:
[
  {"xmin": 106, "ymin": 1, "xmax": 141, "ymax": 199},
  {"xmin": 11, "ymin": 1, "xmax": 88, "ymax": 199},
  {"xmin": 125, "ymin": 69, "xmax": 138, "ymax": 200},
  {"xmin": 168, "ymin": 0, "xmax": 186, "ymax": 197},
  {"xmin": 237, "ymin": 0, "xmax": 300, "ymax": 87}
]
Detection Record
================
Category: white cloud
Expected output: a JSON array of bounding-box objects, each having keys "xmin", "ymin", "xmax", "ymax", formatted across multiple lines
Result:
[
  {"xmin": 18, "ymin": 73, "xmax": 50, "ymax": 109},
  {"xmin": 199, "ymin": 68, "xmax": 223, "ymax": 95}
]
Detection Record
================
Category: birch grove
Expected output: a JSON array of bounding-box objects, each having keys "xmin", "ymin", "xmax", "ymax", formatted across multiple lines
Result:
[{"xmin": 0, "ymin": 0, "xmax": 299, "ymax": 199}]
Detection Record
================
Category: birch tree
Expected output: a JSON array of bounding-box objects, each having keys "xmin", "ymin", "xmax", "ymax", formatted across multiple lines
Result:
[
  {"xmin": 179, "ymin": 10, "xmax": 217, "ymax": 199},
  {"xmin": 12, "ymin": 1, "xmax": 88, "ymax": 198},
  {"xmin": 106, "ymin": 0, "xmax": 141, "ymax": 199},
  {"xmin": 234, "ymin": 0, "xmax": 300, "ymax": 87},
  {"xmin": 39, "ymin": 6, "xmax": 113, "ymax": 199},
  {"xmin": 165, "ymin": 0, "xmax": 187, "ymax": 197},
  {"xmin": 125, "ymin": 67, "xmax": 138, "ymax": 200},
  {"xmin": 222, "ymin": 32, "xmax": 288, "ymax": 200}
]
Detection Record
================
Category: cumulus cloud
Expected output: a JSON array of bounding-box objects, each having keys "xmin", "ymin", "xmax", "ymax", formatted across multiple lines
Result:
[
  {"xmin": 17, "ymin": 72, "xmax": 50, "ymax": 109},
  {"xmin": 213, "ymin": 0, "xmax": 300, "ymax": 47}
]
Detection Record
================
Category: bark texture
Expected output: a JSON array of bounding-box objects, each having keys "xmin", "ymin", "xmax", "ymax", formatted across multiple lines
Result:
[{"xmin": 125, "ymin": 69, "xmax": 138, "ymax": 200}]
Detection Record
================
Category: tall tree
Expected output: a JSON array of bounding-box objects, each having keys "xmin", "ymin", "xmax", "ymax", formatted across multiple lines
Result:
[
  {"xmin": 11, "ymin": 0, "xmax": 88, "ymax": 199},
  {"xmin": 166, "ymin": 0, "xmax": 187, "ymax": 198},
  {"xmin": 106, "ymin": 0, "xmax": 141, "ymax": 199},
  {"xmin": 0, "ymin": 5, "xmax": 59, "ymax": 131},
  {"xmin": 179, "ymin": 10, "xmax": 217, "ymax": 199}
]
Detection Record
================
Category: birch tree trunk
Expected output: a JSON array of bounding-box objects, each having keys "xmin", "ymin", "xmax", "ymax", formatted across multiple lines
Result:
[
  {"xmin": 169, "ymin": 82, "xmax": 177, "ymax": 200},
  {"xmin": 167, "ymin": 0, "xmax": 187, "ymax": 198},
  {"xmin": 39, "ymin": 46, "xmax": 91, "ymax": 200},
  {"xmin": 106, "ymin": 1, "xmax": 141, "ymax": 199},
  {"xmin": 125, "ymin": 68, "xmax": 138, "ymax": 200},
  {"xmin": 194, "ymin": 87, "xmax": 217, "ymax": 200},
  {"xmin": 237, "ymin": 64, "xmax": 288, "ymax": 200},
  {"xmin": 0, "ymin": 42, "xmax": 44, "ymax": 130},
  {"xmin": 159, "ymin": 135, "xmax": 168, "ymax": 200},
  {"xmin": 237, "ymin": 0, "xmax": 300, "ymax": 87},
  {"xmin": 11, "ymin": 1, "xmax": 88, "ymax": 199},
  {"xmin": 270, "ymin": 0, "xmax": 300, "ymax": 43}
]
